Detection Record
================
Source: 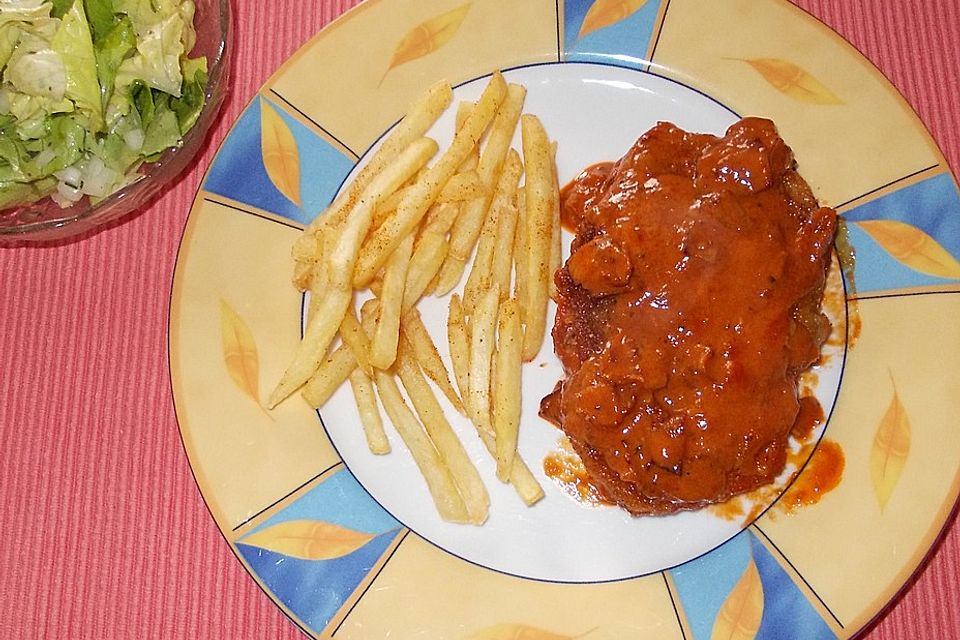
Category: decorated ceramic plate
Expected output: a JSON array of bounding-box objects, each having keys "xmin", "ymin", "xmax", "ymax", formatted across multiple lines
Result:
[{"xmin": 169, "ymin": 1, "xmax": 960, "ymax": 637}]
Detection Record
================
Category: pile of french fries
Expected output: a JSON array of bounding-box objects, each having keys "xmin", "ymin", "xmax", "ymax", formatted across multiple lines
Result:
[{"xmin": 268, "ymin": 71, "xmax": 561, "ymax": 525}]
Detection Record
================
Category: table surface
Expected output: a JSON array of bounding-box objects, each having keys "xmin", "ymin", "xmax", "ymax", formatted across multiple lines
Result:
[{"xmin": 2, "ymin": 0, "xmax": 958, "ymax": 637}]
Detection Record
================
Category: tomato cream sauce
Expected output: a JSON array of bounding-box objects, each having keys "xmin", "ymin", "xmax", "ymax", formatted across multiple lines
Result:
[{"xmin": 542, "ymin": 118, "xmax": 838, "ymax": 516}]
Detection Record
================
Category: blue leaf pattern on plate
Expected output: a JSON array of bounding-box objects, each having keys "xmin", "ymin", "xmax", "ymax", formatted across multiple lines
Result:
[
  {"xmin": 236, "ymin": 469, "xmax": 402, "ymax": 634},
  {"xmin": 205, "ymin": 97, "xmax": 355, "ymax": 225},
  {"xmin": 670, "ymin": 530, "xmax": 837, "ymax": 639},
  {"xmin": 563, "ymin": 0, "xmax": 664, "ymax": 69}
]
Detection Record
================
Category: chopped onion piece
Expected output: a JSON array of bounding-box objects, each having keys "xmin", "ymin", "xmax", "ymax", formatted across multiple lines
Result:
[
  {"xmin": 81, "ymin": 157, "xmax": 120, "ymax": 198},
  {"xmin": 57, "ymin": 179, "xmax": 84, "ymax": 203},
  {"xmin": 56, "ymin": 166, "xmax": 83, "ymax": 189}
]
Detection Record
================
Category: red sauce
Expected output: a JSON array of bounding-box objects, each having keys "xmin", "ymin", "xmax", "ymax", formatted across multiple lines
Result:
[
  {"xmin": 778, "ymin": 439, "xmax": 845, "ymax": 512},
  {"xmin": 710, "ymin": 403, "xmax": 844, "ymax": 522},
  {"xmin": 543, "ymin": 439, "xmax": 614, "ymax": 507},
  {"xmin": 542, "ymin": 118, "xmax": 837, "ymax": 516}
]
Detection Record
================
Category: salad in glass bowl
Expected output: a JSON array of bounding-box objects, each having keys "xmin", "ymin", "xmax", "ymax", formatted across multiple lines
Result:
[{"xmin": 0, "ymin": 0, "xmax": 229, "ymax": 241}]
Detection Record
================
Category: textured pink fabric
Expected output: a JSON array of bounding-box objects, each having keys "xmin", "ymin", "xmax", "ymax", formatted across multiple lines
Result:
[{"xmin": 0, "ymin": 1, "xmax": 956, "ymax": 638}]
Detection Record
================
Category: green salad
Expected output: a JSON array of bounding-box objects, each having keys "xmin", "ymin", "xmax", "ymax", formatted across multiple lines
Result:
[{"xmin": 0, "ymin": 0, "xmax": 208, "ymax": 209}]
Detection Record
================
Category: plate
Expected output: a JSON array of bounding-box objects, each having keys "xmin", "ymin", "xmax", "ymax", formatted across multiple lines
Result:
[{"xmin": 169, "ymin": 0, "xmax": 960, "ymax": 637}]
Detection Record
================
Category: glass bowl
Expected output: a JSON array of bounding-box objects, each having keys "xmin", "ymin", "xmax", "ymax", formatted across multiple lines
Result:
[{"xmin": 0, "ymin": 0, "xmax": 231, "ymax": 244}]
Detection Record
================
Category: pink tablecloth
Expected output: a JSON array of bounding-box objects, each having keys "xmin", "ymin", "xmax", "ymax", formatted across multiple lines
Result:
[{"xmin": 1, "ymin": 1, "xmax": 957, "ymax": 637}]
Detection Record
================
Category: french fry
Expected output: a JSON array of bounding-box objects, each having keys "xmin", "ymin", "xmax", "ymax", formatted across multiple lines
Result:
[
  {"xmin": 403, "ymin": 231, "xmax": 447, "ymax": 312},
  {"xmin": 461, "ymin": 201, "xmax": 500, "ymax": 313},
  {"xmin": 475, "ymin": 424, "xmax": 544, "ymax": 506},
  {"xmin": 468, "ymin": 283, "xmax": 500, "ymax": 435},
  {"xmin": 455, "ymin": 286, "xmax": 542, "ymax": 504},
  {"xmin": 366, "ymin": 268, "xmax": 460, "ymax": 405},
  {"xmin": 491, "ymin": 202, "xmax": 519, "ymax": 301},
  {"xmin": 405, "ymin": 201, "xmax": 459, "ymax": 309},
  {"xmin": 433, "ymin": 196, "xmax": 487, "ymax": 295},
  {"xmin": 377, "ymin": 184, "xmax": 409, "ymax": 216},
  {"xmin": 477, "ymin": 83, "xmax": 528, "ymax": 186},
  {"xmin": 420, "ymin": 199, "xmax": 461, "ymax": 241},
  {"xmin": 455, "ymin": 101, "xmax": 478, "ymax": 172},
  {"xmin": 447, "ymin": 294, "xmax": 471, "ymax": 406},
  {"xmin": 349, "ymin": 369, "xmax": 390, "ymax": 454},
  {"xmin": 338, "ymin": 304, "xmax": 373, "ymax": 377},
  {"xmin": 494, "ymin": 298, "xmax": 522, "ymax": 481},
  {"xmin": 306, "ymin": 253, "xmax": 331, "ymax": 323},
  {"xmin": 401, "ymin": 308, "xmax": 464, "ymax": 415},
  {"xmin": 292, "ymin": 232, "xmax": 323, "ymax": 291},
  {"xmin": 353, "ymin": 71, "xmax": 508, "ymax": 287},
  {"xmin": 304, "ymin": 299, "xmax": 377, "ymax": 410},
  {"xmin": 293, "ymin": 259, "xmax": 314, "ymax": 293},
  {"xmin": 462, "ymin": 149, "xmax": 522, "ymax": 311},
  {"xmin": 270, "ymin": 287, "xmax": 352, "ymax": 408},
  {"xmin": 292, "ymin": 231, "xmax": 320, "ymax": 263},
  {"xmin": 269, "ymin": 137, "xmax": 438, "ymax": 407},
  {"xmin": 309, "ymin": 95, "xmax": 450, "ymax": 269},
  {"xmin": 447, "ymin": 306, "xmax": 543, "ymax": 506},
  {"xmin": 435, "ymin": 83, "xmax": 527, "ymax": 295},
  {"xmin": 411, "ymin": 201, "xmax": 461, "ymax": 299},
  {"xmin": 301, "ymin": 343, "xmax": 357, "ymax": 408},
  {"xmin": 372, "ymin": 171, "xmax": 458, "ymax": 244},
  {"xmin": 359, "ymin": 297, "xmax": 379, "ymax": 325},
  {"xmin": 361, "ymin": 298, "xmax": 476, "ymax": 524},
  {"xmin": 371, "ymin": 186, "xmax": 406, "ymax": 231},
  {"xmin": 438, "ymin": 170, "xmax": 483, "ymax": 202},
  {"xmin": 519, "ymin": 114, "xmax": 557, "ymax": 362},
  {"xmin": 395, "ymin": 337, "xmax": 488, "ymax": 523},
  {"xmin": 370, "ymin": 233, "xmax": 413, "ymax": 370},
  {"xmin": 373, "ymin": 171, "xmax": 423, "ymax": 229},
  {"xmin": 513, "ymin": 190, "xmax": 527, "ymax": 295},
  {"xmin": 303, "ymin": 80, "xmax": 453, "ymax": 240},
  {"xmin": 374, "ymin": 369, "xmax": 471, "ymax": 523}
]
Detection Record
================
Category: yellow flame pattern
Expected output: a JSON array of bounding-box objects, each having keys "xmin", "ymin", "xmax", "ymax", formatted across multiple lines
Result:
[
  {"xmin": 240, "ymin": 520, "xmax": 377, "ymax": 560},
  {"xmin": 382, "ymin": 4, "xmax": 471, "ymax": 83},
  {"xmin": 578, "ymin": 0, "xmax": 648, "ymax": 39},
  {"xmin": 260, "ymin": 98, "xmax": 302, "ymax": 207},
  {"xmin": 870, "ymin": 381, "xmax": 911, "ymax": 511},
  {"xmin": 856, "ymin": 219, "xmax": 960, "ymax": 280},
  {"xmin": 465, "ymin": 624, "xmax": 582, "ymax": 640},
  {"xmin": 711, "ymin": 556, "xmax": 764, "ymax": 640},
  {"xmin": 220, "ymin": 299, "xmax": 265, "ymax": 412},
  {"xmin": 736, "ymin": 58, "xmax": 844, "ymax": 105}
]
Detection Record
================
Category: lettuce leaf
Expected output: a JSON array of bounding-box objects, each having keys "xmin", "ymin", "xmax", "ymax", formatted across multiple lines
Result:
[
  {"xmin": 141, "ymin": 103, "xmax": 178, "ymax": 158},
  {"xmin": 0, "ymin": 125, "xmax": 31, "ymax": 181},
  {"xmin": 39, "ymin": 113, "xmax": 86, "ymax": 173},
  {"xmin": 50, "ymin": 0, "xmax": 103, "ymax": 129},
  {"xmin": 3, "ymin": 31, "xmax": 67, "ymax": 101},
  {"xmin": 0, "ymin": 177, "xmax": 55, "ymax": 208},
  {"xmin": 0, "ymin": 1, "xmax": 56, "ymax": 69},
  {"xmin": 171, "ymin": 56, "xmax": 205, "ymax": 131},
  {"xmin": 94, "ymin": 15, "xmax": 135, "ymax": 109},
  {"xmin": 114, "ymin": 0, "xmax": 185, "ymax": 96},
  {"xmin": 83, "ymin": 0, "xmax": 118, "ymax": 42}
]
